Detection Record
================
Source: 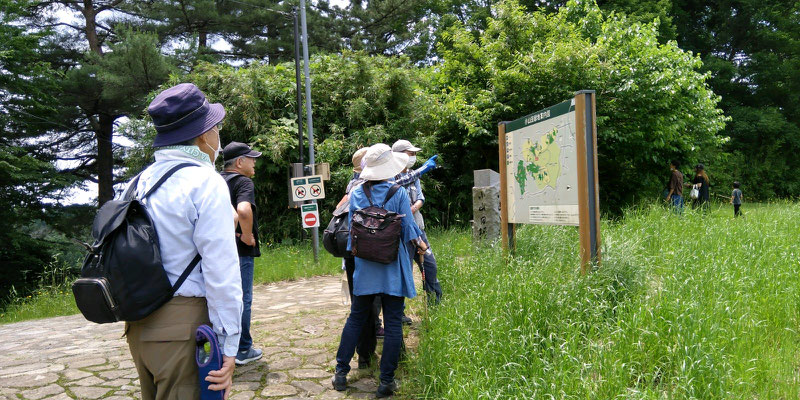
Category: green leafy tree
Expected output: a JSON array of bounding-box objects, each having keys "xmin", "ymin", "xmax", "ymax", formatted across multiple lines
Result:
[
  {"xmin": 26, "ymin": 1, "xmax": 174, "ymax": 205},
  {"xmin": 0, "ymin": 0, "xmax": 86, "ymax": 297},
  {"xmin": 433, "ymin": 0, "xmax": 727, "ymax": 211},
  {"xmin": 118, "ymin": 0, "xmax": 344, "ymax": 65},
  {"xmin": 671, "ymin": 0, "xmax": 800, "ymax": 199}
]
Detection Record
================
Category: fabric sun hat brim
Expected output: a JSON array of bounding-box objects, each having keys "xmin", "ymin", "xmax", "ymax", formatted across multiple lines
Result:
[
  {"xmin": 359, "ymin": 149, "xmax": 410, "ymax": 181},
  {"xmin": 152, "ymin": 103, "xmax": 226, "ymax": 147}
]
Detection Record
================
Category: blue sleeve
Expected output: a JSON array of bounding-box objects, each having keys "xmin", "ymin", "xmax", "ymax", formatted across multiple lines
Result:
[
  {"xmin": 414, "ymin": 179, "xmax": 424, "ymax": 204},
  {"xmin": 396, "ymin": 188, "xmax": 422, "ymax": 242},
  {"xmin": 395, "ymin": 170, "xmax": 420, "ymax": 186}
]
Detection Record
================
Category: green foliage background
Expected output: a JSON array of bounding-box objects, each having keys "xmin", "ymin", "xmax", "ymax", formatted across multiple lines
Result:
[{"xmin": 124, "ymin": 0, "xmax": 726, "ymax": 240}]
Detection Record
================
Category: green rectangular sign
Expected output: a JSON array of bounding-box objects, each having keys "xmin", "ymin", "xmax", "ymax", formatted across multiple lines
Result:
[
  {"xmin": 293, "ymin": 178, "xmax": 306, "ymax": 185},
  {"xmin": 505, "ymin": 99, "xmax": 574, "ymax": 132},
  {"xmin": 308, "ymin": 177, "xmax": 322, "ymax": 184},
  {"xmin": 301, "ymin": 204, "xmax": 318, "ymax": 212}
]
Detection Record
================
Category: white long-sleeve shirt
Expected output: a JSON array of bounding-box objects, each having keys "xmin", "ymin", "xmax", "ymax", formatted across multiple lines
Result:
[{"xmin": 126, "ymin": 146, "xmax": 243, "ymax": 356}]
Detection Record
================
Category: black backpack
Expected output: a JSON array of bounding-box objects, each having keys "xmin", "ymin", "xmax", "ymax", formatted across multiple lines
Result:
[
  {"xmin": 323, "ymin": 205, "xmax": 351, "ymax": 258},
  {"xmin": 71, "ymin": 163, "xmax": 202, "ymax": 323},
  {"xmin": 350, "ymin": 182, "xmax": 404, "ymax": 264}
]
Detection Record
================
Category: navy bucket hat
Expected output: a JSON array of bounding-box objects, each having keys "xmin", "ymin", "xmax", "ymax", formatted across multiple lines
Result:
[{"xmin": 148, "ymin": 83, "xmax": 226, "ymax": 147}]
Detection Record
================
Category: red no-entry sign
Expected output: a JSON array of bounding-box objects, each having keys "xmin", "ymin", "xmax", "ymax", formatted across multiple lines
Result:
[{"xmin": 301, "ymin": 203, "xmax": 319, "ymax": 228}]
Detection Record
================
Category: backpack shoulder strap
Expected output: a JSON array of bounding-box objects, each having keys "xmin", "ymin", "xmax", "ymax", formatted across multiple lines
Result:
[
  {"xmin": 141, "ymin": 162, "xmax": 197, "ymax": 200},
  {"xmin": 222, "ymin": 172, "xmax": 244, "ymax": 184},
  {"xmin": 362, "ymin": 181, "xmax": 375, "ymax": 206},
  {"xmin": 123, "ymin": 173, "xmax": 144, "ymax": 201},
  {"xmin": 381, "ymin": 184, "xmax": 401, "ymax": 208},
  {"xmin": 170, "ymin": 254, "xmax": 202, "ymax": 295}
]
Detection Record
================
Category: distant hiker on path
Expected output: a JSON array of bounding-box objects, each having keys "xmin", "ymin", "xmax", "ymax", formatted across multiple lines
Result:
[
  {"xmin": 126, "ymin": 83, "xmax": 241, "ymax": 399},
  {"xmin": 666, "ymin": 160, "xmax": 684, "ymax": 213},
  {"xmin": 221, "ymin": 141, "xmax": 264, "ymax": 366},
  {"xmin": 686, "ymin": 163, "xmax": 710, "ymax": 211},
  {"xmin": 731, "ymin": 181, "xmax": 743, "ymax": 217}
]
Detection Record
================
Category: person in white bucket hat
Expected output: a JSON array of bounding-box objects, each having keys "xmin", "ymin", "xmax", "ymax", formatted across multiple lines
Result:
[{"xmin": 332, "ymin": 143, "xmax": 427, "ymax": 398}]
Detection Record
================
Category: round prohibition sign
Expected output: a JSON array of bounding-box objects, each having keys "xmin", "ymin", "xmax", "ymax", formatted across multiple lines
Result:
[
  {"xmin": 304, "ymin": 213, "xmax": 317, "ymax": 226},
  {"xmin": 295, "ymin": 186, "xmax": 306, "ymax": 198},
  {"xmin": 310, "ymin": 184, "xmax": 322, "ymax": 197}
]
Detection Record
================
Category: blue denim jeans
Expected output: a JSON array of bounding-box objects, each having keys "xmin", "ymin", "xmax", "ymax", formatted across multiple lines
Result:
[
  {"xmin": 344, "ymin": 257, "xmax": 378, "ymax": 361},
  {"xmin": 671, "ymin": 194, "xmax": 684, "ymax": 214},
  {"xmin": 336, "ymin": 294, "xmax": 404, "ymax": 384},
  {"xmin": 408, "ymin": 231, "xmax": 442, "ymax": 304},
  {"xmin": 238, "ymin": 256, "xmax": 254, "ymax": 353}
]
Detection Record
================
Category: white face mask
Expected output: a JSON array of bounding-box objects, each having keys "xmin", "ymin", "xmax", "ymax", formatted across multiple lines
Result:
[
  {"xmin": 203, "ymin": 127, "xmax": 223, "ymax": 163},
  {"xmin": 406, "ymin": 155, "xmax": 416, "ymax": 169}
]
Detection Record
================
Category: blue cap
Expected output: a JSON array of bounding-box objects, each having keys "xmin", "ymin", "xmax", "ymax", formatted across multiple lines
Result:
[{"xmin": 148, "ymin": 83, "xmax": 226, "ymax": 147}]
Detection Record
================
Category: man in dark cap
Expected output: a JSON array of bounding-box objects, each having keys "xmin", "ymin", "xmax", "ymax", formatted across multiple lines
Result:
[
  {"xmin": 124, "ymin": 83, "xmax": 241, "ymax": 399},
  {"xmin": 221, "ymin": 142, "xmax": 264, "ymax": 365}
]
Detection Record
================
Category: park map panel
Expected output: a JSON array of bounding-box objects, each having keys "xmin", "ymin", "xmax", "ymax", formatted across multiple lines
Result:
[{"xmin": 505, "ymin": 99, "xmax": 579, "ymax": 225}]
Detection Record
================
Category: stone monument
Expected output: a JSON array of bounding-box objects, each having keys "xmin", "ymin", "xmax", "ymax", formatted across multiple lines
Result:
[{"xmin": 472, "ymin": 169, "xmax": 501, "ymax": 244}]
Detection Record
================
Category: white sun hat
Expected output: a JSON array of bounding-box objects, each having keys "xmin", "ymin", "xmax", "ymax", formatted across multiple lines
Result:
[{"xmin": 359, "ymin": 143, "xmax": 410, "ymax": 181}]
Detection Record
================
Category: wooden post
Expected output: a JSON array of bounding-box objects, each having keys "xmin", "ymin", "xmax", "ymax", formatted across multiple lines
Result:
[
  {"xmin": 498, "ymin": 122, "xmax": 515, "ymax": 252},
  {"xmin": 574, "ymin": 91, "xmax": 601, "ymax": 273}
]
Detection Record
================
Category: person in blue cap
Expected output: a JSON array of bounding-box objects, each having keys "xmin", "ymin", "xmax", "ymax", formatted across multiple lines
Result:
[
  {"xmin": 124, "ymin": 83, "xmax": 241, "ymax": 400},
  {"xmin": 220, "ymin": 141, "xmax": 264, "ymax": 365}
]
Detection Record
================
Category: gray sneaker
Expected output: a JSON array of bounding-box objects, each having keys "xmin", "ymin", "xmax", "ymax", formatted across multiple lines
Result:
[{"xmin": 235, "ymin": 348, "xmax": 263, "ymax": 365}]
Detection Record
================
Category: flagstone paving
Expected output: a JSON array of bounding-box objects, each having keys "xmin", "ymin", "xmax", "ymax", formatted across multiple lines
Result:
[{"xmin": 0, "ymin": 275, "xmax": 412, "ymax": 399}]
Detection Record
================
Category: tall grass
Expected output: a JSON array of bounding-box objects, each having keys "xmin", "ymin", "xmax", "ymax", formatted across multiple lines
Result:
[{"xmin": 407, "ymin": 202, "xmax": 800, "ymax": 398}]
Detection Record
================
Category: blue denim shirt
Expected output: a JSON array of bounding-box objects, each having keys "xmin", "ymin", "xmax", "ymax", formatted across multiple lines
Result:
[{"xmin": 347, "ymin": 180, "xmax": 422, "ymax": 298}]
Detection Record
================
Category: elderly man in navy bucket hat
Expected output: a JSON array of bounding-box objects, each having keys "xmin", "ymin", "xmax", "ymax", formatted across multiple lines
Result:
[{"xmin": 124, "ymin": 83, "xmax": 243, "ymax": 400}]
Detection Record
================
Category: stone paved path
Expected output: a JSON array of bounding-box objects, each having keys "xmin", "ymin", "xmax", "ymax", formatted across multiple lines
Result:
[{"xmin": 0, "ymin": 275, "xmax": 408, "ymax": 399}]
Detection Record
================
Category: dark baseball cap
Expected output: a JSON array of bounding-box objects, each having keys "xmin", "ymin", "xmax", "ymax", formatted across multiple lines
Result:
[{"xmin": 223, "ymin": 141, "xmax": 262, "ymax": 161}]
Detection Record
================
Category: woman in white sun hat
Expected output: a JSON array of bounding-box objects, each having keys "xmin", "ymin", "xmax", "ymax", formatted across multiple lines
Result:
[{"xmin": 332, "ymin": 143, "xmax": 427, "ymax": 398}]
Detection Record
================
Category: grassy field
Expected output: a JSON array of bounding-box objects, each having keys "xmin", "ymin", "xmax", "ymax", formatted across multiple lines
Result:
[
  {"xmin": 406, "ymin": 202, "xmax": 800, "ymax": 398},
  {"xmin": 0, "ymin": 242, "xmax": 341, "ymax": 324}
]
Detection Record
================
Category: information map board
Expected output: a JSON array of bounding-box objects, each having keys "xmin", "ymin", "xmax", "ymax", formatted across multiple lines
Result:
[
  {"xmin": 499, "ymin": 91, "xmax": 601, "ymax": 273},
  {"xmin": 503, "ymin": 98, "xmax": 579, "ymax": 225}
]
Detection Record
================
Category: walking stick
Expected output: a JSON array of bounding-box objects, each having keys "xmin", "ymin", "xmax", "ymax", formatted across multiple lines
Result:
[{"xmin": 418, "ymin": 251, "xmax": 428, "ymax": 323}]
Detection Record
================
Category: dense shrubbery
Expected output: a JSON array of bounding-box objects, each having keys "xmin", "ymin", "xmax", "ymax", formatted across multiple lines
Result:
[{"xmin": 124, "ymin": 0, "xmax": 725, "ymax": 240}]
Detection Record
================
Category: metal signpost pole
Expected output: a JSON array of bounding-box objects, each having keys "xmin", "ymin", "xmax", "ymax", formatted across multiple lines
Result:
[
  {"xmin": 299, "ymin": 0, "xmax": 318, "ymax": 262},
  {"xmin": 293, "ymin": 8, "xmax": 304, "ymax": 168}
]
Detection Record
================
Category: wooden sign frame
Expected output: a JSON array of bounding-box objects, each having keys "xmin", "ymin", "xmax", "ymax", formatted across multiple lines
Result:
[{"xmin": 499, "ymin": 90, "xmax": 601, "ymax": 273}]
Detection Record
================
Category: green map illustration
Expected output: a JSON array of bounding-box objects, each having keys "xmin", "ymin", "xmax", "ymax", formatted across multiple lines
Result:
[
  {"xmin": 504, "ymin": 98, "xmax": 579, "ymax": 225},
  {"xmin": 514, "ymin": 128, "xmax": 561, "ymax": 194}
]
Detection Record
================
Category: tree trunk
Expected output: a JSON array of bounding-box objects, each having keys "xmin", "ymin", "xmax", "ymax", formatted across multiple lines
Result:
[
  {"xmin": 96, "ymin": 114, "xmax": 115, "ymax": 205},
  {"xmin": 199, "ymin": 27, "xmax": 207, "ymax": 50},
  {"xmin": 82, "ymin": 0, "xmax": 102, "ymax": 56},
  {"xmin": 82, "ymin": 0, "xmax": 113, "ymax": 205}
]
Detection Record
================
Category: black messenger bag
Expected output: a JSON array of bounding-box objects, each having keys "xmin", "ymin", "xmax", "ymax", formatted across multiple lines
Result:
[
  {"xmin": 72, "ymin": 163, "xmax": 201, "ymax": 323},
  {"xmin": 350, "ymin": 183, "xmax": 404, "ymax": 264}
]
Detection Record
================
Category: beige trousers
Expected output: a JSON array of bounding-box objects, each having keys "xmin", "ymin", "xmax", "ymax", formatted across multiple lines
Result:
[{"xmin": 126, "ymin": 296, "xmax": 210, "ymax": 400}]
